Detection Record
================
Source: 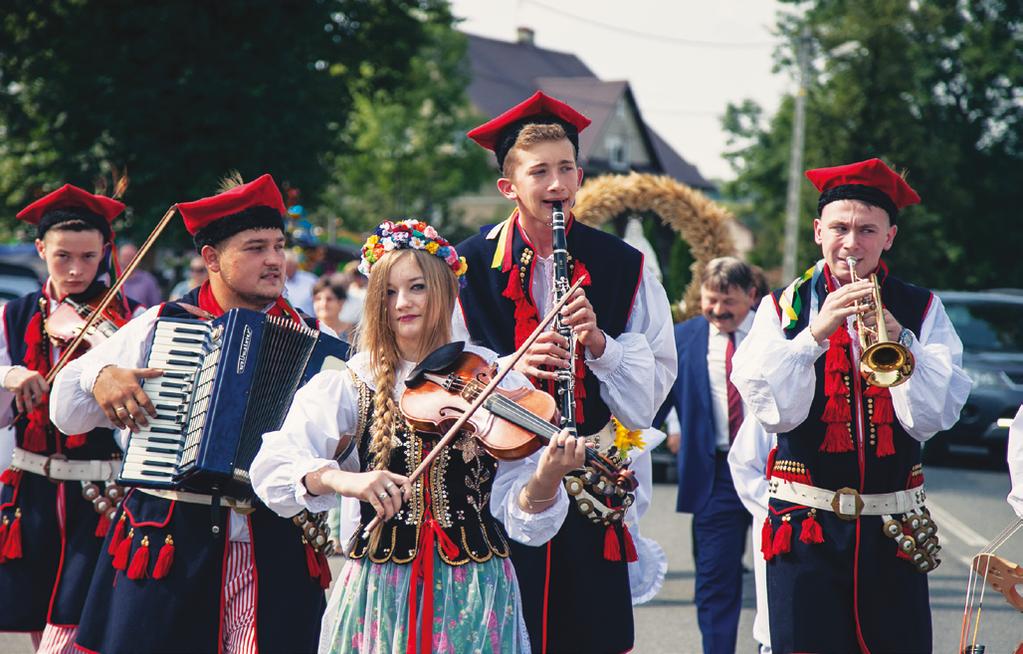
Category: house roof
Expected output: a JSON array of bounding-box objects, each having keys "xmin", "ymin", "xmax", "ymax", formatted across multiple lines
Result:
[{"xmin": 465, "ymin": 32, "xmax": 713, "ymax": 190}]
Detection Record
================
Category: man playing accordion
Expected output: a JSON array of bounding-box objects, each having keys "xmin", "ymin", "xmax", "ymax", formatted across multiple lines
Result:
[{"xmin": 49, "ymin": 174, "xmax": 330, "ymax": 654}]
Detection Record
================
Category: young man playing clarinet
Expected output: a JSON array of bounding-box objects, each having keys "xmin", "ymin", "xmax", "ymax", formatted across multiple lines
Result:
[
  {"xmin": 731, "ymin": 158, "xmax": 972, "ymax": 653},
  {"xmin": 49, "ymin": 174, "xmax": 330, "ymax": 654},
  {"xmin": 455, "ymin": 91, "xmax": 677, "ymax": 654},
  {"xmin": 0, "ymin": 185, "xmax": 141, "ymax": 653}
]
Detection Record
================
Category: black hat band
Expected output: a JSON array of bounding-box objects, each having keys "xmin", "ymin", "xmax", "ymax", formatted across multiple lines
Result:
[
  {"xmin": 192, "ymin": 205, "xmax": 286, "ymax": 251},
  {"xmin": 495, "ymin": 117, "xmax": 580, "ymax": 171},
  {"xmin": 36, "ymin": 208, "xmax": 112, "ymax": 241},
  {"xmin": 817, "ymin": 184, "xmax": 899, "ymax": 224}
]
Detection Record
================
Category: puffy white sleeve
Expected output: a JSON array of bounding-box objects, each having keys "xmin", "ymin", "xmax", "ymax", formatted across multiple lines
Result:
[
  {"xmin": 1006, "ymin": 406, "xmax": 1023, "ymax": 518},
  {"xmin": 584, "ymin": 270, "xmax": 677, "ymax": 430},
  {"xmin": 889, "ymin": 296, "xmax": 972, "ymax": 441},
  {"xmin": 49, "ymin": 305, "xmax": 161, "ymax": 438},
  {"xmin": 251, "ymin": 368, "xmax": 361, "ymax": 518},
  {"xmin": 731, "ymin": 296, "xmax": 828, "ymax": 433},
  {"xmin": 727, "ymin": 417, "xmax": 775, "ymax": 516},
  {"xmin": 0, "ymin": 305, "xmax": 15, "ymax": 428}
]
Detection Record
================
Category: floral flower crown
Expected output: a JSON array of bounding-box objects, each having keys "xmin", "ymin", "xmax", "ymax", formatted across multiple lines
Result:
[{"xmin": 358, "ymin": 219, "xmax": 468, "ymax": 278}]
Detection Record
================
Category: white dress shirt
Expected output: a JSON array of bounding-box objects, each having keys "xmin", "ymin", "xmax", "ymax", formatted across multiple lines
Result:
[
  {"xmin": 249, "ymin": 344, "xmax": 570, "ymax": 547},
  {"xmin": 731, "ymin": 261, "xmax": 971, "ymax": 441},
  {"xmin": 452, "ymin": 252, "xmax": 677, "ymax": 431},
  {"xmin": 49, "ymin": 302, "xmax": 334, "ymax": 542},
  {"xmin": 708, "ymin": 312, "xmax": 754, "ymax": 450},
  {"xmin": 1007, "ymin": 405, "xmax": 1023, "ymax": 518}
]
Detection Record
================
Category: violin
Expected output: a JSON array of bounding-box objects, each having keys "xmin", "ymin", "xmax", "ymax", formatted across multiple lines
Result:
[
  {"xmin": 400, "ymin": 341, "xmax": 637, "ymax": 493},
  {"xmin": 45, "ymin": 294, "xmax": 131, "ymax": 350}
]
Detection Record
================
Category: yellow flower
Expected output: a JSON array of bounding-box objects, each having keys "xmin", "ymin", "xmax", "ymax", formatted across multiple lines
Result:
[
  {"xmin": 612, "ymin": 417, "xmax": 645, "ymax": 456},
  {"xmin": 425, "ymin": 241, "xmax": 439, "ymax": 254},
  {"xmin": 455, "ymin": 258, "xmax": 468, "ymax": 276},
  {"xmin": 366, "ymin": 235, "xmax": 379, "ymax": 246}
]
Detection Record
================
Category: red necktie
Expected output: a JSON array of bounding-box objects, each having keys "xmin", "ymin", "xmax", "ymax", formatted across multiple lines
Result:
[{"xmin": 726, "ymin": 332, "xmax": 743, "ymax": 444}]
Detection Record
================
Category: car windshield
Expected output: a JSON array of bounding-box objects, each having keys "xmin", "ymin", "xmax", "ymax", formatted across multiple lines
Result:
[{"xmin": 943, "ymin": 299, "xmax": 1023, "ymax": 353}]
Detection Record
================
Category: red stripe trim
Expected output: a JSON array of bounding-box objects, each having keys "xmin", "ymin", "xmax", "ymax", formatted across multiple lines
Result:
[
  {"xmin": 852, "ymin": 518, "xmax": 871, "ymax": 653},
  {"xmin": 216, "ymin": 533, "xmax": 230, "ymax": 654},
  {"xmin": 45, "ymin": 482, "xmax": 69, "ymax": 624},
  {"xmin": 922, "ymin": 292, "xmax": 934, "ymax": 322},
  {"xmin": 121, "ymin": 488, "xmax": 175, "ymax": 528},
  {"xmin": 541, "ymin": 541, "xmax": 551, "ymax": 654},
  {"xmin": 71, "ymin": 641, "xmax": 101, "ymax": 654},
  {"xmin": 770, "ymin": 292, "xmax": 782, "ymax": 319},
  {"xmin": 625, "ymin": 254, "xmax": 643, "ymax": 321}
]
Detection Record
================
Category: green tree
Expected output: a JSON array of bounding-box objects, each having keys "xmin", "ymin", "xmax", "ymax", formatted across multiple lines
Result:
[
  {"xmin": 722, "ymin": 0, "xmax": 1023, "ymax": 289},
  {"xmin": 0, "ymin": 0, "xmax": 454, "ymax": 243},
  {"xmin": 319, "ymin": 21, "xmax": 488, "ymax": 241}
]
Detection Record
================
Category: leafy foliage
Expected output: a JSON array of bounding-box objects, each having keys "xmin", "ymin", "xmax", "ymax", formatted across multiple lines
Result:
[
  {"xmin": 0, "ymin": 0, "xmax": 458, "ymax": 244},
  {"xmin": 722, "ymin": 0, "xmax": 1023, "ymax": 289}
]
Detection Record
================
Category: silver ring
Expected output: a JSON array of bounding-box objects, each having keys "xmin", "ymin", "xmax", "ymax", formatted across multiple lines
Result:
[
  {"xmin": 385, "ymin": 482, "xmax": 396, "ymax": 489},
  {"xmin": 556, "ymin": 444, "xmax": 566, "ymax": 449},
  {"xmin": 378, "ymin": 491, "xmax": 389, "ymax": 499},
  {"xmin": 114, "ymin": 406, "xmax": 128, "ymax": 414}
]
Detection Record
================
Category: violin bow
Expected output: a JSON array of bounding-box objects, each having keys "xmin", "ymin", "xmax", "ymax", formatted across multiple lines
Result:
[
  {"xmin": 960, "ymin": 516, "xmax": 1023, "ymax": 653},
  {"xmin": 44, "ymin": 205, "xmax": 178, "ymax": 385},
  {"xmin": 361, "ymin": 274, "xmax": 588, "ymax": 538}
]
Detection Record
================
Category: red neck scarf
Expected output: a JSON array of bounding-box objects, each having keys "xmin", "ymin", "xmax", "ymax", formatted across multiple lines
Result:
[{"xmin": 195, "ymin": 281, "xmax": 303, "ymax": 323}]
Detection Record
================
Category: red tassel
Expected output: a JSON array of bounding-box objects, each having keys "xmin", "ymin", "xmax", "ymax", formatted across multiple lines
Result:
[
  {"xmin": 304, "ymin": 541, "xmax": 320, "ymax": 579},
  {"xmin": 896, "ymin": 544, "xmax": 912, "ymax": 560},
  {"xmin": 772, "ymin": 517, "xmax": 793, "ymax": 556},
  {"xmin": 829, "ymin": 325, "xmax": 851, "ymax": 347},
  {"xmin": 871, "ymin": 395, "xmax": 894, "ymax": 424},
  {"xmin": 0, "ymin": 517, "xmax": 9, "ymax": 564},
  {"xmin": 823, "ymin": 371, "xmax": 848, "ymax": 396},
  {"xmin": 316, "ymin": 551, "xmax": 332, "ymax": 589},
  {"xmin": 152, "ymin": 535, "xmax": 175, "ymax": 580},
  {"xmin": 621, "ymin": 524, "xmax": 638, "ymax": 563},
  {"xmin": 822, "ymin": 395, "xmax": 851, "ymax": 422},
  {"xmin": 820, "ymin": 422, "xmax": 854, "ymax": 453},
  {"xmin": 112, "ymin": 529, "xmax": 133, "ymax": 571},
  {"xmin": 2, "ymin": 510, "xmax": 23, "ymax": 561},
  {"xmin": 876, "ymin": 424, "xmax": 895, "ymax": 457},
  {"xmin": 761, "ymin": 517, "xmax": 774, "ymax": 561},
  {"xmin": 95, "ymin": 511, "xmax": 111, "ymax": 538},
  {"xmin": 799, "ymin": 510, "xmax": 825, "ymax": 544},
  {"xmin": 108, "ymin": 514, "xmax": 126, "ymax": 556},
  {"xmin": 603, "ymin": 524, "xmax": 622, "ymax": 562},
  {"xmin": 0, "ymin": 468, "xmax": 19, "ymax": 486},
  {"xmin": 127, "ymin": 536, "xmax": 150, "ymax": 580},
  {"xmin": 65, "ymin": 433, "xmax": 87, "ymax": 449}
]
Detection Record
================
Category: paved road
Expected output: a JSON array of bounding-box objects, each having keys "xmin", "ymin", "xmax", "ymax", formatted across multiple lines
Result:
[{"xmin": 2, "ymin": 452, "xmax": 1020, "ymax": 653}]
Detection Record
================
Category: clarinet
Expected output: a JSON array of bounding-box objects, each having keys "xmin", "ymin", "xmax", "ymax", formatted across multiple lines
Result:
[{"xmin": 550, "ymin": 201, "xmax": 578, "ymax": 437}]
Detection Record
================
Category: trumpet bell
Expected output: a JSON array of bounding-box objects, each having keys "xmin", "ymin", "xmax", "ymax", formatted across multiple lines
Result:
[{"xmin": 860, "ymin": 341, "xmax": 915, "ymax": 387}]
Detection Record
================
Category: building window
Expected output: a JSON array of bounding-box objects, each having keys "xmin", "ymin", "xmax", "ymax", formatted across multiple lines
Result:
[{"xmin": 607, "ymin": 136, "xmax": 629, "ymax": 171}]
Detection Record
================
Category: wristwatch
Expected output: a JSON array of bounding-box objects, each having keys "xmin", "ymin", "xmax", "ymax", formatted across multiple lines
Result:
[{"xmin": 897, "ymin": 327, "xmax": 914, "ymax": 349}]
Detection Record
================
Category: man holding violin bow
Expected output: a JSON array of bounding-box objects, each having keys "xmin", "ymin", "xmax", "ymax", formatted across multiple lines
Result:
[
  {"xmin": 0, "ymin": 184, "xmax": 142, "ymax": 653},
  {"xmin": 731, "ymin": 158, "xmax": 972, "ymax": 653},
  {"xmin": 455, "ymin": 92, "xmax": 677, "ymax": 654}
]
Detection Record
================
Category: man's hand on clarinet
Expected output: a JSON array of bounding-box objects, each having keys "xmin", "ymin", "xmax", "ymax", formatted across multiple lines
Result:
[
  {"xmin": 514, "ymin": 331, "xmax": 571, "ymax": 381},
  {"xmin": 92, "ymin": 365, "xmax": 163, "ymax": 432},
  {"xmin": 561, "ymin": 287, "xmax": 606, "ymax": 357},
  {"xmin": 808, "ymin": 279, "xmax": 873, "ymax": 344}
]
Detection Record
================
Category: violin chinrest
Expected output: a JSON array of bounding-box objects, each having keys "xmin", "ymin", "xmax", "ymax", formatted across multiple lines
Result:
[{"xmin": 405, "ymin": 341, "xmax": 466, "ymax": 387}]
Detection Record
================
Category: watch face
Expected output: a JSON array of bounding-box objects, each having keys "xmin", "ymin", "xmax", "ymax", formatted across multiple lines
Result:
[{"xmin": 899, "ymin": 328, "xmax": 913, "ymax": 347}]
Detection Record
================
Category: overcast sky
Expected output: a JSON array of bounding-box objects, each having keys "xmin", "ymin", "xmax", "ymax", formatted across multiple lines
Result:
[{"xmin": 449, "ymin": 0, "xmax": 794, "ymax": 182}]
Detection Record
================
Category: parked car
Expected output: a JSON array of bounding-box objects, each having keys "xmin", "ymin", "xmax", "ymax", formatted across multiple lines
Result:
[
  {"xmin": 926, "ymin": 290, "xmax": 1023, "ymax": 460},
  {"xmin": 0, "ymin": 260, "xmax": 42, "ymax": 306}
]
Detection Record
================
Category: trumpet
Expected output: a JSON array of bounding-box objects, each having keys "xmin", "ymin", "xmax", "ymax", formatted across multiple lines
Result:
[{"xmin": 847, "ymin": 256, "xmax": 914, "ymax": 387}]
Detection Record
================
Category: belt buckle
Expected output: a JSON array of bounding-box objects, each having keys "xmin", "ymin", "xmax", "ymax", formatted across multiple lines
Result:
[
  {"xmin": 42, "ymin": 453, "xmax": 69, "ymax": 483},
  {"xmin": 831, "ymin": 487, "xmax": 864, "ymax": 521}
]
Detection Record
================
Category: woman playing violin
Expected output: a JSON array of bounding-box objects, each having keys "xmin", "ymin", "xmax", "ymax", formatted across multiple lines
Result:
[
  {"xmin": 0, "ymin": 185, "xmax": 140, "ymax": 652},
  {"xmin": 251, "ymin": 219, "xmax": 584, "ymax": 654}
]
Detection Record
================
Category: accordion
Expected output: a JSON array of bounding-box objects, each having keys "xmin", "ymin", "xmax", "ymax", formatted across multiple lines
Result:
[{"xmin": 118, "ymin": 308, "xmax": 349, "ymax": 498}]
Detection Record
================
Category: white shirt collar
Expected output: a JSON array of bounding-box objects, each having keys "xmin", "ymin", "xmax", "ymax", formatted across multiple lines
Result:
[{"xmin": 708, "ymin": 310, "xmax": 755, "ymax": 339}]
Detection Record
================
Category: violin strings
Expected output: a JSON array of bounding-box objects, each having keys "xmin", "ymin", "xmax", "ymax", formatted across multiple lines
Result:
[{"xmin": 959, "ymin": 517, "xmax": 1023, "ymax": 652}]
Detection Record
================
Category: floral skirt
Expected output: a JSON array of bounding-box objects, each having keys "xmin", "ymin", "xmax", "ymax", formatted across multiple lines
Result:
[{"xmin": 320, "ymin": 553, "xmax": 530, "ymax": 654}]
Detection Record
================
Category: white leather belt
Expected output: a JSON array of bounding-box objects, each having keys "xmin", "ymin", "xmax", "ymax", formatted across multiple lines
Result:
[
  {"xmin": 137, "ymin": 488, "xmax": 254, "ymax": 513},
  {"xmin": 11, "ymin": 447, "xmax": 121, "ymax": 482},
  {"xmin": 769, "ymin": 479, "xmax": 927, "ymax": 521}
]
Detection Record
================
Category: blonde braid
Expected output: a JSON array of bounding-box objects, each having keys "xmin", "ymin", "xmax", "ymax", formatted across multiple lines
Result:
[{"xmin": 367, "ymin": 348, "xmax": 400, "ymax": 471}]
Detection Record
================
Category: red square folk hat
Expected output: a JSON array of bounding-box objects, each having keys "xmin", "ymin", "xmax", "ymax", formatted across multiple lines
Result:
[
  {"xmin": 177, "ymin": 173, "xmax": 287, "ymax": 252},
  {"xmin": 16, "ymin": 184, "xmax": 124, "ymax": 240},
  {"xmin": 467, "ymin": 91, "xmax": 592, "ymax": 170},
  {"xmin": 805, "ymin": 158, "xmax": 920, "ymax": 222}
]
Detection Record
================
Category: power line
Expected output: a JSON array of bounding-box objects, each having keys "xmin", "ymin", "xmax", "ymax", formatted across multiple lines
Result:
[{"xmin": 523, "ymin": 0, "xmax": 778, "ymax": 49}]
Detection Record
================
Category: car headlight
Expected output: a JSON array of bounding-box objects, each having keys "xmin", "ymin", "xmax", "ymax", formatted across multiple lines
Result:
[{"xmin": 963, "ymin": 366, "xmax": 1007, "ymax": 388}]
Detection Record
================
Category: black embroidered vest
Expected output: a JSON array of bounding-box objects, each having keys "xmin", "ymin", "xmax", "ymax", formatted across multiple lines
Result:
[
  {"xmin": 770, "ymin": 270, "xmax": 932, "ymax": 494},
  {"xmin": 346, "ymin": 375, "xmax": 511, "ymax": 564},
  {"xmin": 457, "ymin": 219, "xmax": 643, "ymax": 436}
]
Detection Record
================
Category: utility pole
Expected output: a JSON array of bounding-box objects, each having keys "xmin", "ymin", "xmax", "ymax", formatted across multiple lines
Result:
[{"xmin": 782, "ymin": 27, "xmax": 811, "ymax": 282}]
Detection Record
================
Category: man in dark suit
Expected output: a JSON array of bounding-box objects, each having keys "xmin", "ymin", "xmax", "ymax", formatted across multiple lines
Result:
[{"xmin": 657, "ymin": 257, "xmax": 757, "ymax": 654}]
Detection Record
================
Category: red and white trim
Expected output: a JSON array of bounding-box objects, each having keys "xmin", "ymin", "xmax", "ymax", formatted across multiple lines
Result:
[
  {"xmin": 32, "ymin": 624, "xmax": 78, "ymax": 654},
  {"xmin": 221, "ymin": 542, "xmax": 257, "ymax": 654}
]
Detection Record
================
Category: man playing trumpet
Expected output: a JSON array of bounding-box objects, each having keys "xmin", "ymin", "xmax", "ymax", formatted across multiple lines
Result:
[{"xmin": 731, "ymin": 158, "xmax": 972, "ymax": 653}]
